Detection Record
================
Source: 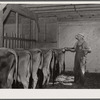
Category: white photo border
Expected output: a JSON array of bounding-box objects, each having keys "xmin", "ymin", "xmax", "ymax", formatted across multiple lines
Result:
[{"xmin": 0, "ymin": 1, "xmax": 100, "ymax": 99}]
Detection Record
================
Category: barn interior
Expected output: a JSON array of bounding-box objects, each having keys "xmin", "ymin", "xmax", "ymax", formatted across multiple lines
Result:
[
  {"xmin": 0, "ymin": 4, "xmax": 100, "ymax": 89},
  {"xmin": 1, "ymin": 4, "xmax": 100, "ymax": 72}
]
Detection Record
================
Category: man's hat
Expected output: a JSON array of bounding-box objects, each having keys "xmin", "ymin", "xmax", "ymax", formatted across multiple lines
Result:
[{"xmin": 75, "ymin": 33, "xmax": 84, "ymax": 39}]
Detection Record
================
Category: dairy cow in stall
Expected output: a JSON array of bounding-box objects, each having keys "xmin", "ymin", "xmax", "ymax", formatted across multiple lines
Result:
[
  {"xmin": 53, "ymin": 48, "xmax": 66, "ymax": 75},
  {"xmin": 48, "ymin": 48, "xmax": 66, "ymax": 85},
  {"xmin": 40, "ymin": 49, "xmax": 54, "ymax": 87},
  {"xmin": 29, "ymin": 49, "xmax": 43, "ymax": 89},
  {"xmin": 0, "ymin": 48, "xmax": 18, "ymax": 88},
  {"xmin": 14, "ymin": 48, "xmax": 32, "ymax": 88},
  {"xmin": 40, "ymin": 48, "xmax": 66, "ymax": 87}
]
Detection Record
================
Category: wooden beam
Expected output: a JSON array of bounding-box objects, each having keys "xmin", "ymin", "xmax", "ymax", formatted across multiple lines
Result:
[
  {"xmin": 0, "ymin": 4, "xmax": 7, "ymax": 11},
  {"xmin": 29, "ymin": 5, "xmax": 74, "ymax": 11},
  {"xmin": 58, "ymin": 16, "xmax": 100, "ymax": 22},
  {"xmin": 21, "ymin": 4, "xmax": 66, "ymax": 8},
  {"xmin": 44, "ymin": 22, "xmax": 46, "ymax": 41},
  {"xmin": 30, "ymin": 19, "xmax": 31, "ymax": 39},
  {"xmin": 75, "ymin": 4, "xmax": 100, "ymax": 8},
  {"xmin": 34, "ymin": 7, "xmax": 100, "ymax": 14},
  {"xmin": 37, "ymin": 9, "xmax": 100, "ymax": 18},
  {"xmin": 37, "ymin": 11, "xmax": 77, "ymax": 18},
  {"xmin": 35, "ymin": 21, "xmax": 39, "ymax": 42},
  {"xmin": 28, "ymin": 4, "xmax": 100, "ymax": 14},
  {"xmin": 22, "ymin": 4, "xmax": 100, "ymax": 9},
  {"xmin": 3, "ymin": 6, "xmax": 11, "ymax": 23},
  {"xmin": 0, "ymin": 10, "xmax": 3, "ymax": 47},
  {"xmin": 35, "ymin": 16, "xmax": 40, "ymax": 33},
  {"xmin": 32, "ymin": 8, "xmax": 75, "ymax": 14},
  {"xmin": 16, "ymin": 12, "xmax": 18, "ymax": 36},
  {"xmin": 8, "ymin": 4, "xmax": 37, "ymax": 20},
  {"xmin": 3, "ymin": 4, "xmax": 38, "ymax": 23},
  {"xmin": 57, "ymin": 22, "xmax": 59, "ymax": 48}
]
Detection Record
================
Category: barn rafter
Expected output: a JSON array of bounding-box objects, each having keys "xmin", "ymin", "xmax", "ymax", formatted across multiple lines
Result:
[{"xmin": 3, "ymin": 4, "xmax": 37, "ymax": 23}]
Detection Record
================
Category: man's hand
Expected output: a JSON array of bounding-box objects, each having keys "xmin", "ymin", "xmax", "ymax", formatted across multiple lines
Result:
[
  {"xmin": 62, "ymin": 47, "xmax": 68, "ymax": 52},
  {"xmin": 62, "ymin": 48, "xmax": 66, "ymax": 53},
  {"xmin": 64, "ymin": 47, "xmax": 70, "ymax": 51},
  {"xmin": 83, "ymin": 48, "xmax": 91, "ymax": 54}
]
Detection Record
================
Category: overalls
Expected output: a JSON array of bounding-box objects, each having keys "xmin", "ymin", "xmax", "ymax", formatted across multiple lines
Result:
[{"xmin": 74, "ymin": 41, "xmax": 86, "ymax": 85}]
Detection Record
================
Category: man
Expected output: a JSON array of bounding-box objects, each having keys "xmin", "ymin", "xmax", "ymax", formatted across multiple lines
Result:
[{"xmin": 64, "ymin": 33, "xmax": 91, "ymax": 86}]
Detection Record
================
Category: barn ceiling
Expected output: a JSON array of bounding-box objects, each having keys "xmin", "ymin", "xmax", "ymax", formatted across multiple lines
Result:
[{"xmin": 20, "ymin": 4, "xmax": 100, "ymax": 20}]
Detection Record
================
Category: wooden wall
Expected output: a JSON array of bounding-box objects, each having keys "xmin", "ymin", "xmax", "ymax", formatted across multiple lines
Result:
[
  {"xmin": 3, "ymin": 10, "xmax": 58, "ymax": 49},
  {"xmin": 4, "ymin": 11, "xmax": 36, "ymax": 48},
  {"xmin": 4, "ymin": 11, "xmax": 16, "ymax": 36},
  {"xmin": 36, "ymin": 17, "xmax": 58, "ymax": 48}
]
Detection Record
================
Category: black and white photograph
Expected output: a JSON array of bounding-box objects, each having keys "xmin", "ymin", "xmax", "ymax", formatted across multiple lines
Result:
[{"xmin": 0, "ymin": 2, "xmax": 100, "ymax": 91}]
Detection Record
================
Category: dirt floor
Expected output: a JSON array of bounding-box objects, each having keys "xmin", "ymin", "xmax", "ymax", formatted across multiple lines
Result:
[
  {"xmin": 45, "ymin": 71, "xmax": 100, "ymax": 89},
  {"xmin": 12, "ymin": 71, "xmax": 100, "ymax": 89}
]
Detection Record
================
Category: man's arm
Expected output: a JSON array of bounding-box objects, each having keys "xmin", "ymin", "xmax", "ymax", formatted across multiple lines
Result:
[
  {"xmin": 83, "ymin": 42, "xmax": 91, "ymax": 55},
  {"xmin": 64, "ymin": 42, "xmax": 77, "ymax": 52},
  {"xmin": 65, "ymin": 47, "xmax": 76, "ymax": 52}
]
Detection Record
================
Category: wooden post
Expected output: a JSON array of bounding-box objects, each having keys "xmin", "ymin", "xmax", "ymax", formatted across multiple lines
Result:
[
  {"xmin": 30, "ymin": 19, "xmax": 31, "ymax": 48},
  {"xmin": 14, "ymin": 34, "xmax": 16, "ymax": 48},
  {"xmin": 6, "ymin": 33, "xmax": 7, "ymax": 48},
  {"xmin": 0, "ymin": 11, "xmax": 4, "ymax": 47},
  {"xmin": 4, "ymin": 33, "xmax": 6, "ymax": 47},
  {"xmin": 35, "ymin": 21, "xmax": 38, "ymax": 48},
  {"xmin": 16, "ymin": 12, "xmax": 18, "ymax": 48},
  {"xmin": 57, "ymin": 22, "xmax": 59, "ymax": 48},
  {"xmin": 11, "ymin": 32, "xmax": 13, "ymax": 48},
  {"xmin": 20, "ymin": 34, "xmax": 22, "ymax": 48},
  {"xmin": 44, "ymin": 22, "xmax": 46, "ymax": 42}
]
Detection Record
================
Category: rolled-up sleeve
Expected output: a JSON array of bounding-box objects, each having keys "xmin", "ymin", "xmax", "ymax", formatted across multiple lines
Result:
[{"xmin": 83, "ymin": 42, "xmax": 91, "ymax": 53}]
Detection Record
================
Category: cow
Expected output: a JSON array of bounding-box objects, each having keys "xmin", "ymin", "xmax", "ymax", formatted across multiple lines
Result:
[
  {"xmin": 14, "ymin": 48, "xmax": 31, "ymax": 89},
  {"xmin": 0, "ymin": 47, "xmax": 18, "ymax": 88},
  {"xmin": 40, "ymin": 48, "xmax": 66, "ymax": 87},
  {"xmin": 53, "ymin": 48, "xmax": 66, "ymax": 75},
  {"xmin": 45, "ymin": 48, "xmax": 66, "ymax": 86},
  {"xmin": 41, "ymin": 49, "xmax": 54, "ymax": 87},
  {"xmin": 29, "ymin": 49, "xmax": 43, "ymax": 89}
]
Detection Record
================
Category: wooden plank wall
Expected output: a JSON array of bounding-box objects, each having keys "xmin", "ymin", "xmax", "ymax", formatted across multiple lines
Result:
[
  {"xmin": 3, "ymin": 11, "xmax": 36, "ymax": 49},
  {"xmin": 36, "ymin": 17, "xmax": 58, "ymax": 48}
]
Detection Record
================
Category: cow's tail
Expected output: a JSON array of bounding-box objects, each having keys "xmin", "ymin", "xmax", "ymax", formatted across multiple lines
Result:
[
  {"xmin": 63, "ymin": 52, "xmax": 65, "ymax": 73},
  {"xmin": 49, "ymin": 50, "xmax": 55, "ymax": 85},
  {"xmin": 26, "ymin": 50, "xmax": 33, "ymax": 77},
  {"xmin": 39, "ymin": 51, "xmax": 44, "ymax": 70},
  {"xmin": 52, "ymin": 52, "xmax": 55, "ymax": 85},
  {"xmin": 30, "ymin": 52, "xmax": 33, "ymax": 76},
  {"xmin": 37, "ymin": 51, "xmax": 44, "ymax": 88},
  {"xmin": 28, "ymin": 50, "xmax": 34, "ymax": 88},
  {"xmin": 8, "ymin": 49, "xmax": 18, "ymax": 83},
  {"xmin": 61, "ymin": 48, "xmax": 66, "ymax": 73}
]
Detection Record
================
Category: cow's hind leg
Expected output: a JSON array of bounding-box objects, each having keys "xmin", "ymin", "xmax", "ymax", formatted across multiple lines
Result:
[
  {"xmin": 21, "ymin": 77, "xmax": 29, "ymax": 89},
  {"xmin": 7, "ymin": 66, "xmax": 15, "ymax": 88},
  {"xmin": 42, "ymin": 69, "xmax": 47, "ymax": 88},
  {"xmin": 46, "ymin": 73, "xmax": 50, "ymax": 85},
  {"xmin": 37, "ymin": 69, "xmax": 43, "ymax": 88},
  {"xmin": 42, "ymin": 75, "xmax": 47, "ymax": 88},
  {"xmin": 32, "ymin": 74, "xmax": 38, "ymax": 89}
]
